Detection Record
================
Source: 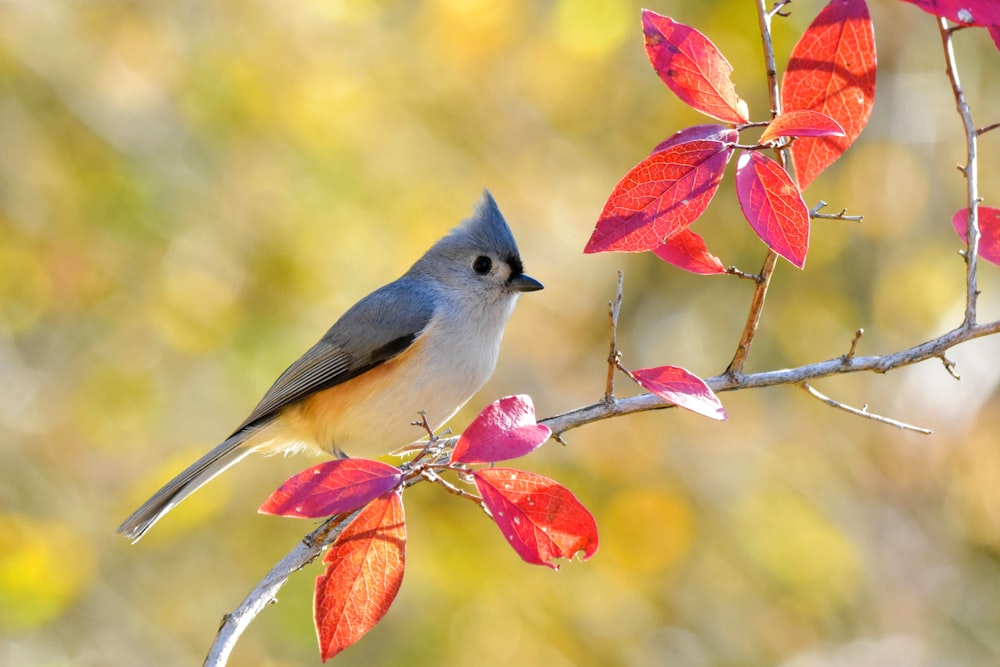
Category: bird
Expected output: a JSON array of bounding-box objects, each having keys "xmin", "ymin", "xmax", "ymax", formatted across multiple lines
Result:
[{"xmin": 117, "ymin": 190, "xmax": 542, "ymax": 542}]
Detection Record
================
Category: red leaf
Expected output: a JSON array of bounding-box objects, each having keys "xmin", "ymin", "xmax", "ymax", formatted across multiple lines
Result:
[
  {"xmin": 259, "ymin": 459, "xmax": 403, "ymax": 519},
  {"xmin": 900, "ymin": 0, "xmax": 1000, "ymax": 25},
  {"xmin": 735, "ymin": 151, "xmax": 810, "ymax": 269},
  {"xmin": 952, "ymin": 206, "xmax": 1000, "ymax": 265},
  {"xmin": 758, "ymin": 109, "xmax": 846, "ymax": 145},
  {"xmin": 474, "ymin": 468, "xmax": 598, "ymax": 569},
  {"xmin": 314, "ymin": 492, "xmax": 406, "ymax": 661},
  {"xmin": 652, "ymin": 229, "xmax": 726, "ymax": 275},
  {"xmin": 652, "ymin": 124, "xmax": 739, "ymax": 154},
  {"xmin": 989, "ymin": 25, "xmax": 1000, "ymax": 52},
  {"xmin": 584, "ymin": 141, "xmax": 733, "ymax": 253},
  {"xmin": 781, "ymin": 0, "xmax": 876, "ymax": 189},
  {"xmin": 642, "ymin": 10, "xmax": 750, "ymax": 124},
  {"xmin": 450, "ymin": 395, "xmax": 551, "ymax": 465},
  {"xmin": 628, "ymin": 366, "xmax": 727, "ymax": 421}
]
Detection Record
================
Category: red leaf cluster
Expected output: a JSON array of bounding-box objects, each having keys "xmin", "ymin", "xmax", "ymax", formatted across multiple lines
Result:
[
  {"xmin": 585, "ymin": 3, "xmax": 877, "ymax": 272},
  {"xmin": 263, "ymin": 395, "xmax": 594, "ymax": 660}
]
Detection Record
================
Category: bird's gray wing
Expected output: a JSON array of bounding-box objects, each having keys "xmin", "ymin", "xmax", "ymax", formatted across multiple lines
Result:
[{"xmin": 232, "ymin": 278, "xmax": 437, "ymax": 434}]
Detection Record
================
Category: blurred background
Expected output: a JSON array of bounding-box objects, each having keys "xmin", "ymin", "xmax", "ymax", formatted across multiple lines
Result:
[{"xmin": 2, "ymin": 0, "xmax": 1000, "ymax": 665}]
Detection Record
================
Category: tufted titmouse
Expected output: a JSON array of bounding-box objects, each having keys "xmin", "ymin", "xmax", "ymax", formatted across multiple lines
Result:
[{"xmin": 118, "ymin": 191, "xmax": 542, "ymax": 542}]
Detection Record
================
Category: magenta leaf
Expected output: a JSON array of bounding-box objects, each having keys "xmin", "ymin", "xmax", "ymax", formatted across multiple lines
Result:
[
  {"xmin": 259, "ymin": 458, "xmax": 403, "ymax": 519},
  {"xmin": 450, "ymin": 395, "xmax": 551, "ymax": 465},
  {"xmin": 735, "ymin": 151, "xmax": 810, "ymax": 269},
  {"xmin": 628, "ymin": 366, "xmax": 727, "ymax": 421},
  {"xmin": 952, "ymin": 206, "xmax": 1000, "ymax": 266},
  {"xmin": 900, "ymin": 0, "xmax": 1000, "ymax": 25}
]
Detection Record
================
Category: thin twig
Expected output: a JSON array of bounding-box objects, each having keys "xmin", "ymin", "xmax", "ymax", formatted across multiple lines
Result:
[
  {"xmin": 844, "ymin": 328, "xmax": 864, "ymax": 361},
  {"xmin": 938, "ymin": 17, "xmax": 981, "ymax": 326},
  {"xmin": 810, "ymin": 200, "xmax": 864, "ymax": 222},
  {"xmin": 977, "ymin": 121, "xmax": 1000, "ymax": 136},
  {"xmin": 800, "ymin": 383, "xmax": 933, "ymax": 434},
  {"xmin": 605, "ymin": 271, "xmax": 624, "ymax": 400}
]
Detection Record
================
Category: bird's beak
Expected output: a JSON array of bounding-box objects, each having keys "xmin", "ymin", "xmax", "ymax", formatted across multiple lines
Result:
[{"xmin": 509, "ymin": 273, "xmax": 544, "ymax": 292}]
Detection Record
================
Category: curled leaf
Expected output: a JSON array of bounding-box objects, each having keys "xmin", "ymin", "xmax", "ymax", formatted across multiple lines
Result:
[
  {"xmin": 628, "ymin": 365, "xmax": 727, "ymax": 421},
  {"xmin": 475, "ymin": 467, "xmax": 598, "ymax": 569},
  {"xmin": 758, "ymin": 109, "xmax": 846, "ymax": 145},
  {"xmin": 652, "ymin": 229, "xmax": 726, "ymax": 275},
  {"xmin": 450, "ymin": 395, "xmax": 551, "ymax": 465}
]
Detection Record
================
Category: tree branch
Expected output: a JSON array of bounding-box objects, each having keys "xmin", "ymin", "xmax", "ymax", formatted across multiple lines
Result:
[{"xmin": 799, "ymin": 382, "xmax": 932, "ymax": 434}]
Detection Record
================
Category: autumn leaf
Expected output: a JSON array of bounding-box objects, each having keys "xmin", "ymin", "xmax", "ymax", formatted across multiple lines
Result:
[
  {"xmin": 952, "ymin": 206, "xmax": 1000, "ymax": 266},
  {"xmin": 584, "ymin": 140, "xmax": 733, "ymax": 253},
  {"xmin": 642, "ymin": 10, "xmax": 750, "ymax": 123},
  {"xmin": 900, "ymin": 0, "xmax": 1000, "ymax": 25},
  {"xmin": 314, "ymin": 492, "xmax": 406, "ymax": 661},
  {"xmin": 259, "ymin": 458, "xmax": 403, "ymax": 519},
  {"xmin": 735, "ymin": 151, "xmax": 810, "ymax": 269},
  {"xmin": 652, "ymin": 229, "xmax": 726, "ymax": 275},
  {"xmin": 628, "ymin": 366, "xmax": 727, "ymax": 421},
  {"xmin": 758, "ymin": 109, "xmax": 846, "ymax": 145},
  {"xmin": 990, "ymin": 26, "xmax": 1000, "ymax": 52},
  {"xmin": 475, "ymin": 468, "xmax": 598, "ymax": 569},
  {"xmin": 450, "ymin": 395, "xmax": 551, "ymax": 465},
  {"xmin": 782, "ymin": 0, "xmax": 876, "ymax": 189}
]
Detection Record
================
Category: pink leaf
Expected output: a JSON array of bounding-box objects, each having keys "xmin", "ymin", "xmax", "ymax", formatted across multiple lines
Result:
[
  {"xmin": 641, "ymin": 10, "xmax": 750, "ymax": 123},
  {"xmin": 900, "ymin": 0, "xmax": 1000, "ymax": 25},
  {"xmin": 782, "ymin": 0, "xmax": 876, "ymax": 189},
  {"xmin": 652, "ymin": 124, "xmax": 739, "ymax": 154},
  {"xmin": 628, "ymin": 366, "xmax": 727, "ymax": 421},
  {"xmin": 652, "ymin": 229, "xmax": 726, "ymax": 275},
  {"xmin": 313, "ymin": 492, "xmax": 405, "ymax": 661},
  {"xmin": 259, "ymin": 459, "xmax": 403, "ymax": 519},
  {"xmin": 584, "ymin": 141, "xmax": 733, "ymax": 253},
  {"xmin": 475, "ymin": 468, "xmax": 599, "ymax": 569},
  {"xmin": 758, "ymin": 109, "xmax": 846, "ymax": 145},
  {"xmin": 450, "ymin": 395, "xmax": 551, "ymax": 465},
  {"xmin": 952, "ymin": 206, "xmax": 1000, "ymax": 265},
  {"xmin": 735, "ymin": 151, "xmax": 810, "ymax": 269}
]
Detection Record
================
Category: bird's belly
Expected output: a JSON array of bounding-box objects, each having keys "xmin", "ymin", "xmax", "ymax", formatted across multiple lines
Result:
[{"xmin": 274, "ymin": 328, "xmax": 497, "ymax": 459}]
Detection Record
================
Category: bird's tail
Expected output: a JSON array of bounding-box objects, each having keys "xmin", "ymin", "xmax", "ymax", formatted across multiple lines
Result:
[{"xmin": 117, "ymin": 432, "xmax": 254, "ymax": 542}]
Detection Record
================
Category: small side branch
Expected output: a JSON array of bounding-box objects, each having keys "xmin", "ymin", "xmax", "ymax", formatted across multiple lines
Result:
[
  {"xmin": 810, "ymin": 200, "xmax": 864, "ymax": 222},
  {"xmin": 800, "ymin": 382, "xmax": 933, "ymax": 434}
]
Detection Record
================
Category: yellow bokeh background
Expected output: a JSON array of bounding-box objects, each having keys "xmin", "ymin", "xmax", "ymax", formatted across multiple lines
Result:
[{"xmin": 3, "ymin": 0, "xmax": 1000, "ymax": 665}]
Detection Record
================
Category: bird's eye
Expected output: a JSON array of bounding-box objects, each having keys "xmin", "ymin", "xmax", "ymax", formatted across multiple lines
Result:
[{"xmin": 473, "ymin": 256, "xmax": 492, "ymax": 275}]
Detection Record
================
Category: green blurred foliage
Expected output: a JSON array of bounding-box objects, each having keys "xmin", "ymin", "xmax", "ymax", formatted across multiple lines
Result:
[{"xmin": 2, "ymin": 0, "xmax": 1000, "ymax": 665}]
